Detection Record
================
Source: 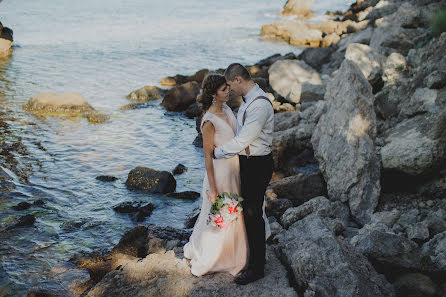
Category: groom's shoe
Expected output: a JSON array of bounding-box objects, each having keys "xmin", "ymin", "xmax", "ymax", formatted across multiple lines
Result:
[{"xmin": 234, "ymin": 269, "xmax": 264, "ymax": 285}]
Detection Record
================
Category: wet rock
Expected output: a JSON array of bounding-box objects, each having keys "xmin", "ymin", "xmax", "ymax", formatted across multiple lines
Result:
[
  {"xmin": 27, "ymin": 291, "xmax": 57, "ymax": 297},
  {"xmin": 160, "ymin": 74, "xmax": 188, "ymax": 86},
  {"xmin": 172, "ymin": 163, "xmax": 187, "ymax": 175},
  {"xmin": 394, "ymin": 273, "xmax": 440, "ymax": 297},
  {"xmin": 184, "ymin": 102, "xmax": 202, "ymax": 118},
  {"xmin": 0, "ymin": 24, "xmax": 13, "ymax": 57},
  {"xmin": 126, "ymin": 86, "xmax": 166, "ymax": 102},
  {"xmin": 276, "ymin": 213, "xmax": 394, "ymax": 297},
  {"xmin": 96, "ymin": 175, "xmax": 118, "ymax": 182},
  {"xmin": 111, "ymin": 225, "xmax": 149, "ymax": 258},
  {"xmin": 60, "ymin": 219, "xmax": 88, "ymax": 231},
  {"xmin": 125, "ymin": 167, "xmax": 176, "ymax": 194},
  {"xmin": 268, "ymin": 171, "xmax": 326, "ymax": 207},
  {"xmin": 33, "ymin": 199, "xmax": 45, "ymax": 206},
  {"xmin": 23, "ymin": 92, "xmax": 109, "ymax": 124},
  {"xmin": 192, "ymin": 133, "xmax": 203, "ymax": 148},
  {"xmin": 345, "ymin": 43, "xmax": 385, "ymax": 92},
  {"xmin": 184, "ymin": 207, "xmax": 200, "ymax": 228},
  {"xmin": 311, "ymin": 60, "xmax": 380, "ymax": 225},
  {"xmin": 119, "ymin": 103, "xmax": 150, "ymax": 110},
  {"xmin": 160, "ymin": 81, "xmax": 200, "ymax": 111},
  {"xmin": 12, "ymin": 201, "xmax": 32, "ymax": 211},
  {"xmin": 282, "ymin": 0, "xmax": 314, "ymax": 18},
  {"xmin": 13, "ymin": 214, "xmax": 36, "ymax": 227},
  {"xmin": 113, "ymin": 201, "xmax": 155, "ymax": 222},
  {"xmin": 165, "ymin": 191, "xmax": 200, "ymax": 200},
  {"xmin": 187, "ymin": 69, "xmax": 209, "ymax": 83}
]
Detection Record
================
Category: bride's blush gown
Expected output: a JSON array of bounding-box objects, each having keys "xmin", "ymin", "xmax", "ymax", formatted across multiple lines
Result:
[{"xmin": 184, "ymin": 104, "xmax": 248, "ymax": 276}]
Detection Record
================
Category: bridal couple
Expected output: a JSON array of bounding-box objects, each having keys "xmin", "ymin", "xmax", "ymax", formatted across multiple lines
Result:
[{"xmin": 184, "ymin": 63, "xmax": 274, "ymax": 285}]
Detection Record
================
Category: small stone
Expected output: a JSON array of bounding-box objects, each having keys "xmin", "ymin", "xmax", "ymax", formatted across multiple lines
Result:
[
  {"xmin": 96, "ymin": 175, "xmax": 118, "ymax": 182},
  {"xmin": 172, "ymin": 164, "xmax": 187, "ymax": 175},
  {"xmin": 407, "ymin": 222, "xmax": 430, "ymax": 242},
  {"xmin": 165, "ymin": 191, "xmax": 200, "ymax": 200},
  {"xmin": 419, "ymin": 202, "xmax": 426, "ymax": 208},
  {"xmin": 33, "ymin": 199, "xmax": 45, "ymax": 206},
  {"xmin": 14, "ymin": 214, "xmax": 36, "ymax": 227},
  {"xmin": 426, "ymin": 200, "xmax": 434, "ymax": 207},
  {"xmin": 12, "ymin": 202, "xmax": 32, "ymax": 211}
]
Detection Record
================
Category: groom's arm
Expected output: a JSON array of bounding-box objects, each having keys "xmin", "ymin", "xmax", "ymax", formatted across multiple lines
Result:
[{"xmin": 214, "ymin": 102, "xmax": 269, "ymax": 159}]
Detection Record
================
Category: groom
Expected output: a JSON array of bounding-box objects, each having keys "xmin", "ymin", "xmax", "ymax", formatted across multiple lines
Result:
[{"xmin": 214, "ymin": 63, "xmax": 274, "ymax": 285}]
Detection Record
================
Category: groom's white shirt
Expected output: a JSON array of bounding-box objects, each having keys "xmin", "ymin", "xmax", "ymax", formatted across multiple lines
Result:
[{"xmin": 214, "ymin": 84, "xmax": 274, "ymax": 159}]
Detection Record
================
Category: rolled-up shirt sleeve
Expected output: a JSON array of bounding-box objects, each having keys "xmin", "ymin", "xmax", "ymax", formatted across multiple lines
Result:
[{"xmin": 214, "ymin": 101, "xmax": 269, "ymax": 159}]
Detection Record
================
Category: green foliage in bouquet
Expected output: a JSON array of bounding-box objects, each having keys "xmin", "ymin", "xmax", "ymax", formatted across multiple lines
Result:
[{"xmin": 209, "ymin": 192, "xmax": 244, "ymax": 215}]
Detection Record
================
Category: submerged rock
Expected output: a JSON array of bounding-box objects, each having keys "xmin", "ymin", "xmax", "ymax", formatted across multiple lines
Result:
[
  {"xmin": 113, "ymin": 201, "xmax": 155, "ymax": 222},
  {"xmin": 165, "ymin": 191, "xmax": 200, "ymax": 200},
  {"xmin": 12, "ymin": 202, "xmax": 32, "ymax": 211},
  {"xmin": 23, "ymin": 92, "xmax": 109, "ymax": 124},
  {"xmin": 96, "ymin": 175, "xmax": 118, "ymax": 182}
]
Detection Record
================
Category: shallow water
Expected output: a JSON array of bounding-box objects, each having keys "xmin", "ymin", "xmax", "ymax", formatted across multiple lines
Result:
[{"xmin": 0, "ymin": 0, "xmax": 353, "ymax": 295}]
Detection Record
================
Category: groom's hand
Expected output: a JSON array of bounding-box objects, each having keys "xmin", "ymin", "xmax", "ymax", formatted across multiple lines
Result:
[{"xmin": 212, "ymin": 145, "xmax": 217, "ymax": 159}]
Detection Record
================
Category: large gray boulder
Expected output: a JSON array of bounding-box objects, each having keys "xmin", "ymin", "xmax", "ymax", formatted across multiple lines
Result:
[
  {"xmin": 161, "ymin": 81, "xmax": 200, "ymax": 111},
  {"xmin": 125, "ymin": 167, "xmax": 176, "ymax": 194},
  {"xmin": 268, "ymin": 60, "xmax": 324, "ymax": 104},
  {"xmin": 280, "ymin": 196, "xmax": 350, "ymax": 229},
  {"xmin": 345, "ymin": 43, "xmax": 385, "ymax": 91},
  {"xmin": 350, "ymin": 226, "xmax": 425, "ymax": 270},
  {"xmin": 369, "ymin": 3, "xmax": 425, "ymax": 55},
  {"xmin": 380, "ymin": 104, "xmax": 446, "ymax": 176},
  {"xmin": 268, "ymin": 172, "xmax": 326, "ymax": 206},
  {"xmin": 275, "ymin": 214, "xmax": 395, "ymax": 297},
  {"xmin": 311, "ymin": 60, "xmax": 380, "ymax": 224}
]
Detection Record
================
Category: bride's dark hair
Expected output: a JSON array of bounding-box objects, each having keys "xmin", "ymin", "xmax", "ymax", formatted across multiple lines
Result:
[{"xmin": 197, "ymin": 73, "xmax": 226, "ymax": 112}]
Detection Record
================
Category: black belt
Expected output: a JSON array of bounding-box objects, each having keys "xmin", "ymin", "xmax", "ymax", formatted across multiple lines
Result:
[{"xmin": 239, "ymin": 153, "xmax": 272, "ymax": 160}]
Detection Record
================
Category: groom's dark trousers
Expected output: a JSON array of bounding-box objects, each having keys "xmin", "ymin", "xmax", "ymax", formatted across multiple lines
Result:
[{"xmin": 239, "ymin": 153, "xmax": 273, "ymax": 274}]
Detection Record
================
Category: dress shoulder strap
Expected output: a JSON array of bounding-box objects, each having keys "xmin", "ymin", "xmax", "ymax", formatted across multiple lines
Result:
[{"xmin": 242, "ymin": 96, "xmax": 273, "ymax": 125}]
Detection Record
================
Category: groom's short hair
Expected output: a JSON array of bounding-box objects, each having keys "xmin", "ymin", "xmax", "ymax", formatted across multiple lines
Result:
[{"xmin": 224, "ymin": 63, "xmax": 252, "ymax": 82}]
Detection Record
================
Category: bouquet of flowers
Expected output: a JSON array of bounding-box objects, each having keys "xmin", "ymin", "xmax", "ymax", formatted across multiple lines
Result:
[{"xmin": 207, "ymin": 192, "xmax": 244, "ymax": 229}]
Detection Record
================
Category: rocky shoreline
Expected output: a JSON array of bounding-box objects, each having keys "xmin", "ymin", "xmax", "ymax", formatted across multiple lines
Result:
[
  {"xmin": 0, "ymin": 21, "xmax": 13, "ymax": 58},
  {"xmin": 20, "ymin": 0, "xmax": 446, "ymax": 296}
]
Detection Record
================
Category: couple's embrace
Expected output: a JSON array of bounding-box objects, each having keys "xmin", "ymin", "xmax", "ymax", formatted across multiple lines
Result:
[{"xmin": 183, "ymin": 63, "xmax": 274, "ymax": 285}]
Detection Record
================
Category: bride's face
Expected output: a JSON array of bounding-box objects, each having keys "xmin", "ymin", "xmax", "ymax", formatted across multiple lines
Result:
[{"xmin": 214, "ymin": 83, "xmax": 230, "ymax": 103}]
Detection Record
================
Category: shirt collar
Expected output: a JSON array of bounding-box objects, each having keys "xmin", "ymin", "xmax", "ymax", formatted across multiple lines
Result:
[{"xmin": 243, "ymin": 84, "xmax": 259, "ymax": 103}]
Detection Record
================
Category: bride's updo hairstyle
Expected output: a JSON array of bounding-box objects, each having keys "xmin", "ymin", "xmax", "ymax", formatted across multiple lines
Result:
[{"xmin": 197, "ymin": 73, "xmax": 226, "ymax": 112}]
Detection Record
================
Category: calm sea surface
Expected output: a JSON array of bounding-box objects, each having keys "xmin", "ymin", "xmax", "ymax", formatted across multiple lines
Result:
[{"xmin": 0, "ymin": 0, "xmax": 352, "ymax": 295}]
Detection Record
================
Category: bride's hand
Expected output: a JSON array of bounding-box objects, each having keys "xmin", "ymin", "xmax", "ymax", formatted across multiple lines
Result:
[{"xmin": 207, "ymin": 190, "xmax": 218, "ymax": 203}]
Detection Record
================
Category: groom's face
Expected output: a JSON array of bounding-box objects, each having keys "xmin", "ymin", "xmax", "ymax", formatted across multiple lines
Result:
[{"xmin": 226, "ymin": 77, "xmax": 243, "ymax": 96}]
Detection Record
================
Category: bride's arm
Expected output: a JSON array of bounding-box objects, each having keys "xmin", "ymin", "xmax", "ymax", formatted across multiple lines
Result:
[{"xmin": 202, "ymin": 121, "xmax": 218, "ymax": 203}]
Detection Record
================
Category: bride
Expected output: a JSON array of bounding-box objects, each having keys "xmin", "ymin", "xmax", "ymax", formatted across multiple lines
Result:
[{"xmin": 184, "ymin": 73, "xmax": 269, "ymax": 277}]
